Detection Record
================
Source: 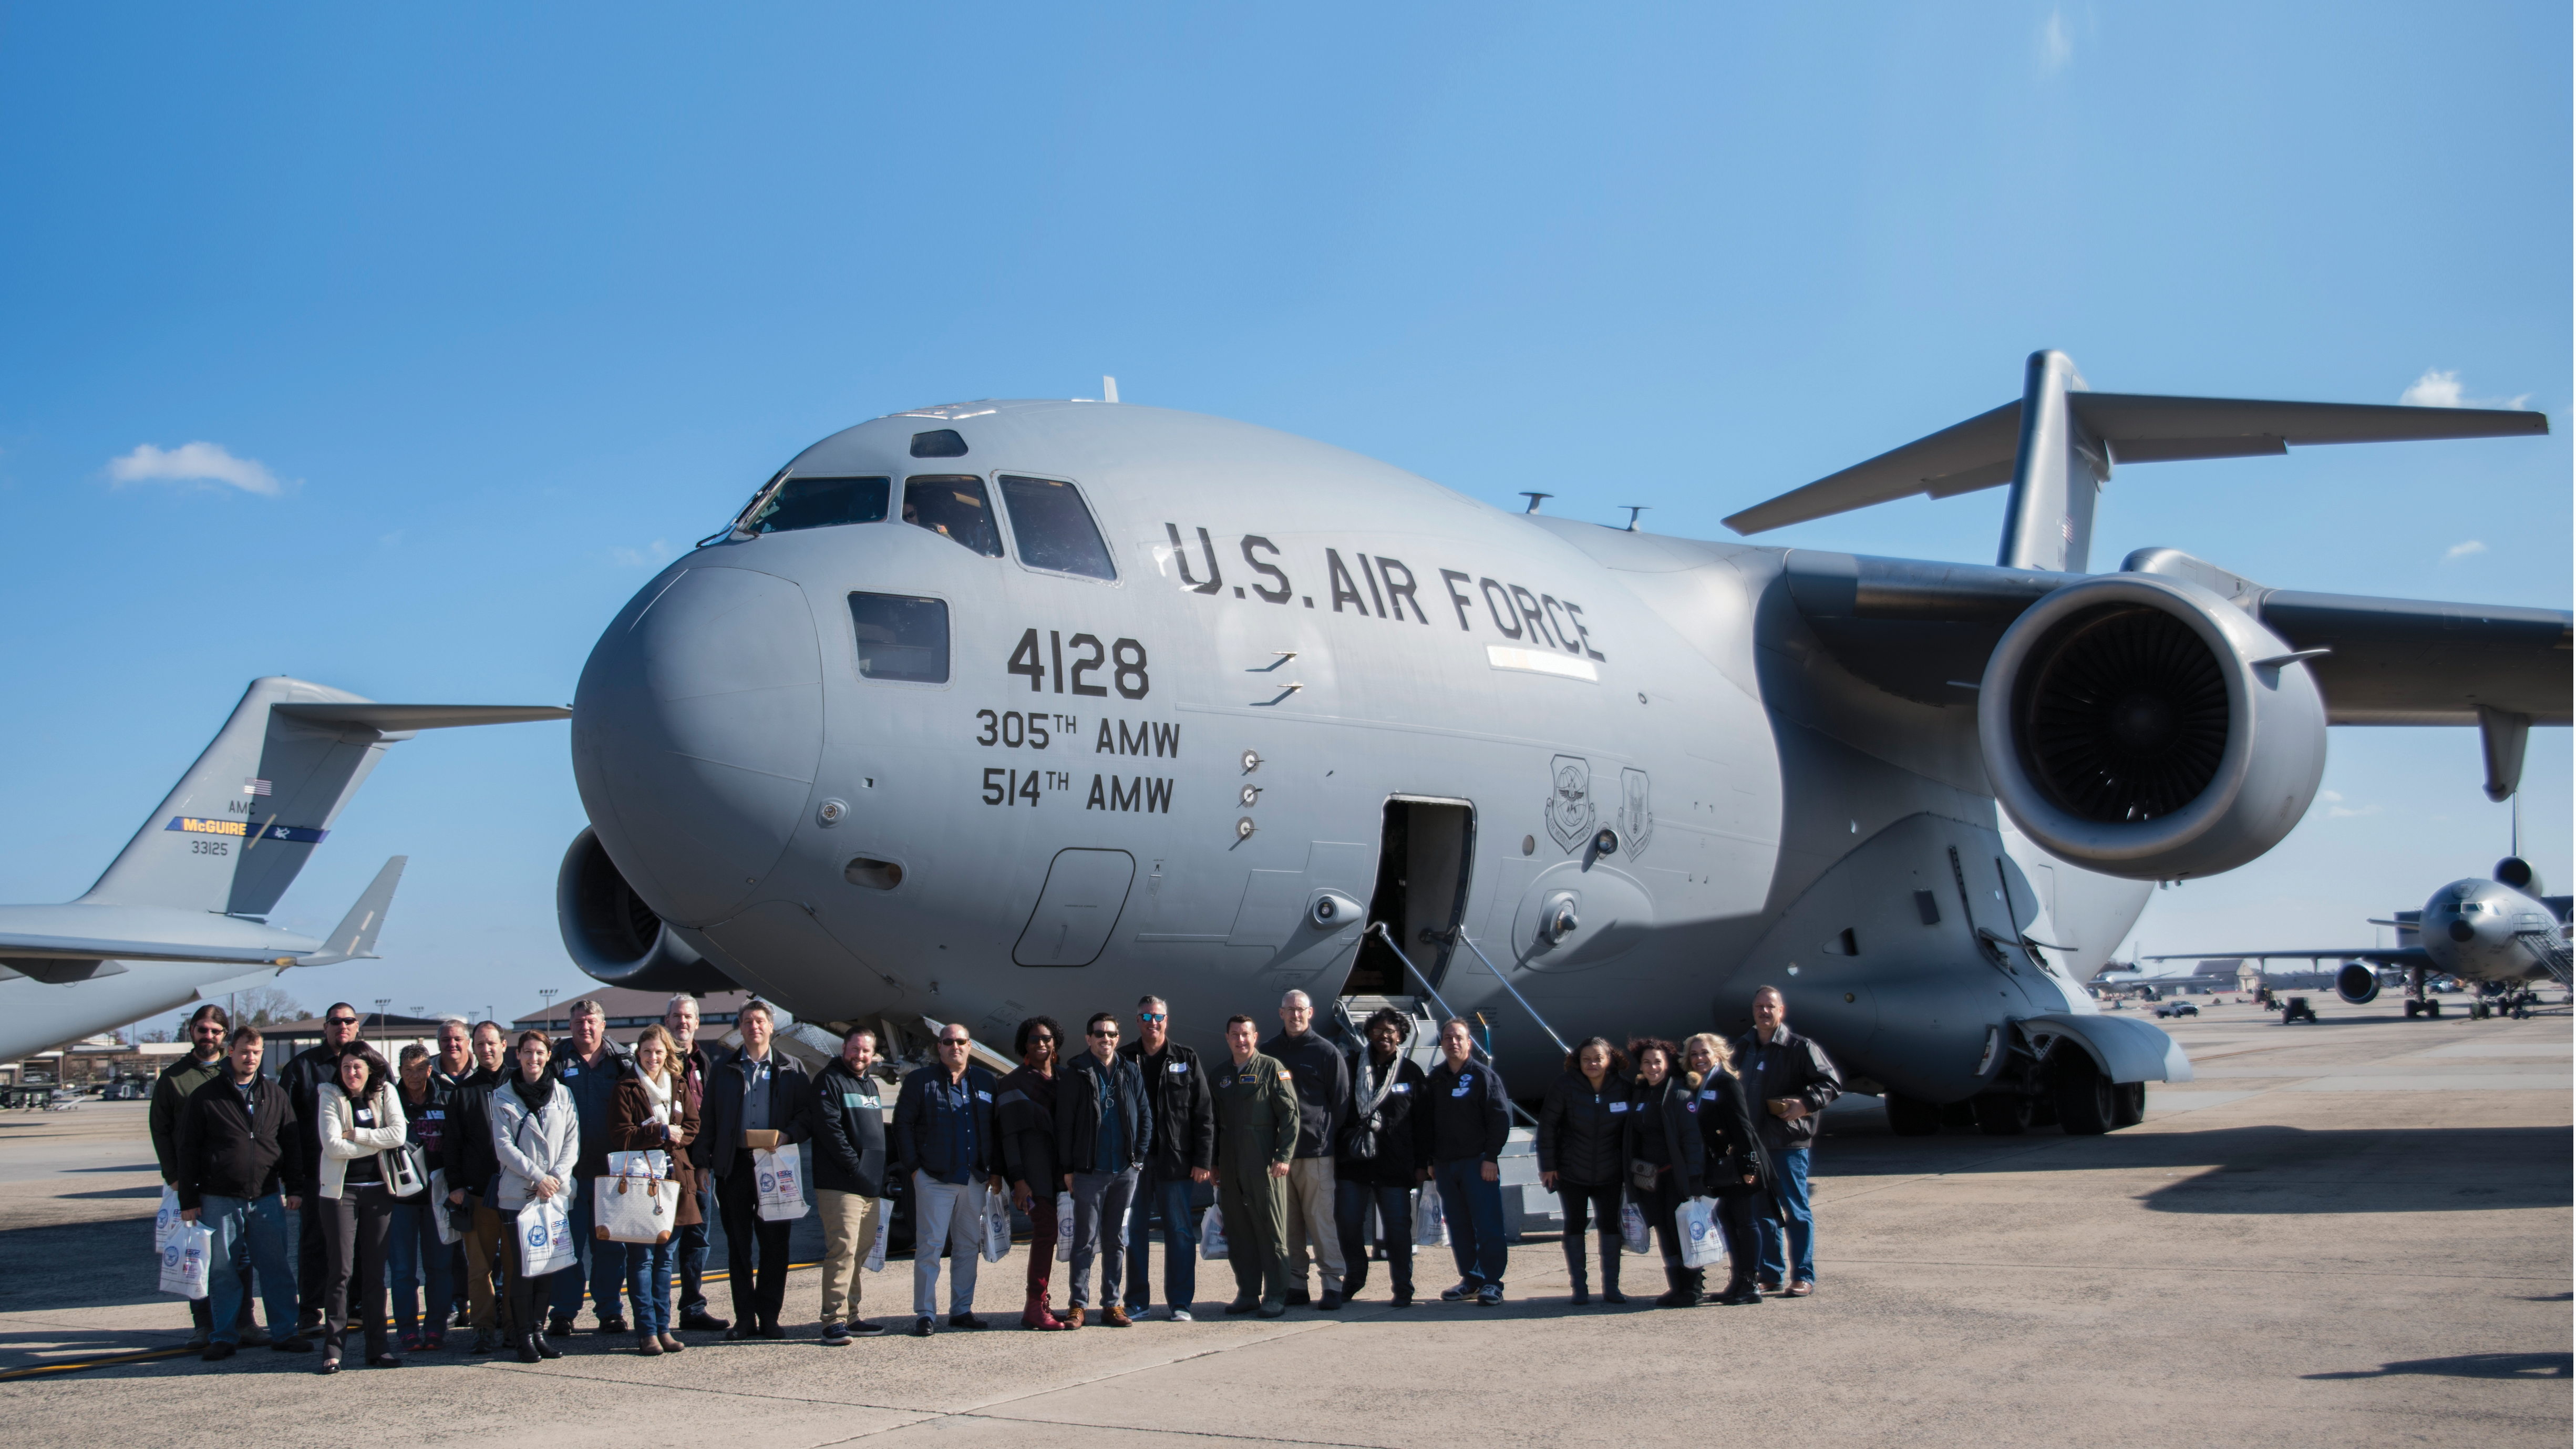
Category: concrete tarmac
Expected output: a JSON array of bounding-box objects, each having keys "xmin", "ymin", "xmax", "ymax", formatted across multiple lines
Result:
[{"xmin": 2, "ymin": 996, "xmax": 2565, "ymax": 1447}]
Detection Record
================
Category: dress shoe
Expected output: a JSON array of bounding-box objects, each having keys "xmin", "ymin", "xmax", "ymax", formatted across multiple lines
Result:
[
  {"xmin": 757, "ymin": 1322, "xmax": 788, "ymax": 1340},
  {"xmin": 1103, "ymin": 1304, "xmax": 1134, "ymax": 1327},
  {"xmin": 238, "ymin": 1324, "xmax": 273, "ymax": 1347},
  {"xmin": 273, "ymin": 1336, "xmax": 314, "ymax": 1353},
  {"xmin": 724, "ymin": 1326, "xmax": 750, "ymax": 1341},
  {"xmin": 1757, "ymin": 1279, "xmax": 1782, "ymax": 1294},
  {"xmin": 1391, "ymin": 1292, "xmax": 1414, "ymax": 1308},
  {"xmin": 367, "ymin": 1353, "xmax": 403, "ymax": 1369},
  {"xmin": 949, "ymin": 1311, "xmax": 986, "ymax": 1330},
  {"xmin": 1316, "ymin": 1290, "xmax": 1343, "ymax": 1312},
  {"xmin": 1222, "ymin": 1297, "xmax": 1259, "ymax": 1316},
  {"xmin": 597, "ymin": 1316, "xmax": 628, "ymax": 1334},
  {"xmin": 912, "ymin": 1315, "xmax": 935, "ymax": 1337},
  {"xmin": 201, "ymin": 1341, "xmax": 236, "ymax": 1362},
  {"xmin": 1282, "ymin": 1287, "xmax": 1312, "ymax": 1307},
  {"xmin": 659, "ymin": 1332, "xmax": 686, "ymax": 1353},
  {"xmin": 1787, "ymin": 1281, "xmax": 1815, "ymax": 1297},
  {"xmin": 680, "ymin": 1310, "xmax": 730, "ymax": 1332},
  {"xmin": 545, "ymin": 1315, "xmax": 574, "ymax": 1338},
  {"xmin": 1257, "ymin": 1301, "xmax": 1286, "ymax": 1318}
]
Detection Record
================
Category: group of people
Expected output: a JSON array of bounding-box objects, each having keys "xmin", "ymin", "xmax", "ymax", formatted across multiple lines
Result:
[{"xmin": 148, "ymin": 981, "xmax": 1838, "ymax": 1371}]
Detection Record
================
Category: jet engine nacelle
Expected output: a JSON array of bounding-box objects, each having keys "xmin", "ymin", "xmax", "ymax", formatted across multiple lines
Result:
[
  {"xmin": 1979, "ymin": 574, "xmax": 2327, "ymax": 881},
  {"xmin": 2335, "ymin": 961, "xmax": 2382, "ymax": 1005},
  {"xmin": 557, "ymin": 828, "xmax": 739, "ymax": 993}
]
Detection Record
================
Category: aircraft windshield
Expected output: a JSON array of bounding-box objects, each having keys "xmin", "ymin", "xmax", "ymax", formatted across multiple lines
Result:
[
  {"xmin": 903, "ymin": 475, "xmax": 1004, "ymax": 557},
  {"xmin": 848, "ymin": 592, "xmax": 949, "ymax": 683},
  {"xmin": 746, "ymin": 475, "xmax": 890, "ymax": 535},
  {"xmin": 997, "ymin": 475, "xmax": 1115, "ymax": 580}
]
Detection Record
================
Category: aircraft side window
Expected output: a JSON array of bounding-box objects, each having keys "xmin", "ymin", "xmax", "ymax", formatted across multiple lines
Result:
[
  {"xmin": 996, "ymin": 474, "xmax": 1116, "ymax": 581},
  {"xmin": 903, "ymin": 475, "xmax": 1004, "ymax": 557},
  {"xmin": 848, "ymin": 592, "xmax": 950, "ymax": 684},
  {"xmin": 747, "ymin": 476, "xmax": 890, "ymax": 535}
]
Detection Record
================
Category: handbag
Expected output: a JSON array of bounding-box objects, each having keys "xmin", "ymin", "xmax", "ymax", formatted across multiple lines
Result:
[
  {"xmin": 387, "ymin": 1141, "xmax": 431, "ymax": 1200},
  {"xmin": 595, "ymin": 1173, "xmax": 681, "ymax": 1244},
  {"xmin": 1336, "ymin": 1111, "xmax": 1383, "ymax": 1163},
  {"xmin": 1630, "ymin": 1157, "xmax": 1663, "ymax": 1194}
]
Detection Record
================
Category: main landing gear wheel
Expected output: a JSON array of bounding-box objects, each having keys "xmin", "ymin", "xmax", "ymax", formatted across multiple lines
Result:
[
  {"xmin": 1884, "ymin": 1095, "xmax": 1942, "ymax": 1137},
  {"xmin": 2403, "ymin": 1000, "xmax": 2421, "ymax": 1019},
  {"xmin": 2055, "ymin": 1059, "xmax": 2114, "ymax": 1136},
  {"xmin": 2111, "ymin": 1082, "xmax": 2146, "ymax": 1128},
  {"xmin": 1973, "ymin": 1094, "xmax": 2033, "ymax": 1136},
  {"xmin": 2424, "ymin": 999, "xmax": 2443, "ymax": 1019}
]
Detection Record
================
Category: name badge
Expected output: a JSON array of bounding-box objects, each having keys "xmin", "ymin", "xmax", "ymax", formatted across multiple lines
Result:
[
  {"xmin": 1608, "ymin": 1102, "xmax": 1629, "ymax": 1113},
  {"xmin": 561, "ymin": 1066, "xmax": 579, "ymax": 1077},
  {"xmin": 1451, "ymin": 1084, "xmax": 1471, "ymax": 1097},
  {"xmin": 975, "ymin": 1090, "xmax": 992, "ymax": 1102},
  {"xmin": 1168, "ymin": 1061, "xmax": 1190, "ymax": 1075},
  {"xmin": 1390, "ymin": 1083, "xmax": 1410, "ymax": 1095},
  {"xmin": 1700, "ymin": 1088, "xmax": 1719, "ymax": 1101}
]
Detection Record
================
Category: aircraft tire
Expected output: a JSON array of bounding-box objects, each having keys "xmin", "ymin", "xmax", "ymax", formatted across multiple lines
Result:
[
  {"xmin": 2424, "ymin": 1000, "xmax": 2443, "ymax": 1018},
  {"xmin": 1883, "ymin": 1095, "xmax": 1942, "ymax": 1136},
  {"xmin": 2055, "ymin": 1060, "xmax": 2114, "ymax": 1136},
  {"xmin": 2111, "ymin": 1082, "xmax": 2147, "ymax": 1128},
  {"xmin": 1973, "ymin": 1093, "xmax": 2032, "ymax": 1136},
  {"xmin": 2403, "ymin": 1000, "xmax": 2420, "ymax": 1019}
]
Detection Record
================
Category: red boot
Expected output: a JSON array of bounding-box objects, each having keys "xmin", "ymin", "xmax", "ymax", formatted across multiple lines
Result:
[{"xmin": 1023, "ymin": 1265, "xmax": 1067, "ymax": 1330}]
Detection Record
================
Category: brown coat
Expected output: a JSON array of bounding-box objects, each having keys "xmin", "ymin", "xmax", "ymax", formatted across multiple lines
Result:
[{"xmin": 609, "ymin": 1075, "xmax": 703, "ymax": 1228}]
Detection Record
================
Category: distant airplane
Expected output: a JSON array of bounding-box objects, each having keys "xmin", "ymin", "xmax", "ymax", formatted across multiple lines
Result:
[
  {"xmin": 547, "ymin": 350, "xmax": 2563, "ymax": 1140},
  {"xmin": 0, "ymin": 677, "xmax": 567, "ymax": 1060},
  {"xmin": 2147, "ymin": 857, "xmax": 2572, "ymax": 1018}
]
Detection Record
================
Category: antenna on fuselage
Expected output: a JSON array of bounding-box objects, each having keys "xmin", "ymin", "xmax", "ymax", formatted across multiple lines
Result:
[
  {"xmin": 1102, "ymin": 376, "xmax": 1120, "ymax": 404},
  {"xmin": 1619, "ymin": 506, "xmax": 1648, "ymax": 531},
  {"xmin": 1520, "ymin": 491, "xmax": 1551, "ymax": 514}
]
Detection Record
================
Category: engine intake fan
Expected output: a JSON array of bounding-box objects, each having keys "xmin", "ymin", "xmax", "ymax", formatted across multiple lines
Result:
[
  {"xmin": 1980, "ymin": 573, "xmax": 2326, "ymax": 880},
  {"xmin": 556, "ymin": 827, "xmax": 739, "ymax": 993}
]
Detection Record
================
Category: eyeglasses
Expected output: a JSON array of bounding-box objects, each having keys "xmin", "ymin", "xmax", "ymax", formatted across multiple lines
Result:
[
  {"xmin": 1089, "ymin": 1029, "xmax": 1119, "ymax": 1039},
  {"xmin": 1137, "ymin": 1013, "xmax": 1166, "ymax": 1023},
  {"xmin": 326, "ymin": 1015, "xmax": 359, "ymax": 1026},
  {"xmin": 1026, "ymin": 1034, "xmax": 1056, "ymax": 1044},
  {"xmin": 939, "ymin": 1038, "xmax": 970, "ymax": 1049}
]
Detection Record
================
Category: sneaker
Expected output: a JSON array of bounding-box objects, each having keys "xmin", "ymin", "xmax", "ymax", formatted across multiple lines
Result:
[
  {"xmin": 201, "ymin": 1341, "xmax": 236, "ymax": 1362},
  {"xmin": 1167, "ymin": 1308, "xmax": 1194, "ymax": 1323},
  {"xmin": 1439, "ymin": 1281, "xmax": 1475, "ymax": 1302},
  {"xmin": 421, "ymin": 1334, "xmax": 445, "ymax": 1352},
  {"xmin": 1476, "ymin": 1284, "xmax": 1503, "ymax": 1307},
  {"xmin": 821, "ymin": 1322, "xmax": 850, "ymax": 1347},
  {"xmin": 848, "ymin": 1319, "xmax": 885, "ymax": 1337},
  {"xmin": 912, "ymin": 1316, "xmax": 935, "ymax": 1337},
  {"xmin": 400, "ymin": 1331, "xmax": 421, "ymax": 1353},
  {"xmin": 948, "ymin": 1312, "xmax": 986, "ymax": 1330}
]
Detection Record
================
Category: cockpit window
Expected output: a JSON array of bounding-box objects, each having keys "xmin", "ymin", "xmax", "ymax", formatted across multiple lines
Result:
[
  {"xmin": 848, "ymin": 592, "xmax": 949, "ymax": 683},
  {"xmin": 902, "ymin": 475, "xmax": 1004, "ymax": 557},
  {"xmin": 997, "ymin": 475, "xmax": 1116, "ymax": 580},
  {"xmin": 746, "ymin": 476, "xmax": 890, "ymax": 535}
]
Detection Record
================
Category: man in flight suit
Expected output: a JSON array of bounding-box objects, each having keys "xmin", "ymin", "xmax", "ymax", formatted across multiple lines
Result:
[{"xmin": 1210, "ymin": 1015, "xmax": 1300, "ymax": 1319}]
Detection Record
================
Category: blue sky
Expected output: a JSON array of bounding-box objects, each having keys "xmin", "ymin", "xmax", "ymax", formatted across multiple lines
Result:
[{"xmin": 2, "ymin": 3, "xmax": 2564, "ymax": 1029}]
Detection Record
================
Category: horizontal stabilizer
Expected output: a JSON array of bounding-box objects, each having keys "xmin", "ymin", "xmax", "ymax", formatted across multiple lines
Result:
[
  {"xmin": 1727, "ymin": 378, "xmax": 2545, "ymax": 538},
  {"xmin": 297, "ymin": 856, "xmax": 405, "ymax": 967},
  {"xmin": 2145, "ymin": 948, "xmax": 2430, "ymax": 964},
  {"xmin": 273, "ymin": 703, "xmax": 571, "ymax": 732}
]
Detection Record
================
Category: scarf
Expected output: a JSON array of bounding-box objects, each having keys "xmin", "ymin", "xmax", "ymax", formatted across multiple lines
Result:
[
  {"xmin": 637, "ymin": 1067, "xmax": 673, "ymax": 1124},
  {"xmin": 1353, "ymin": 1050, "xmax": 1401, "ymax": 1117},
  {"xmin": 510, "ymin": 1072, "xmax": 551, "ymax": 1112}
]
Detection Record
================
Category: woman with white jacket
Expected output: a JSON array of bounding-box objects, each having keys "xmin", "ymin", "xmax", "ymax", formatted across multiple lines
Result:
[
  {"xmin": 317, "ymin": 1045, "xmax": 408, "ymax": 1372},
  {"xmin": 490, "ymin": 1030, "xmax": 578, "ymax": 1365}
]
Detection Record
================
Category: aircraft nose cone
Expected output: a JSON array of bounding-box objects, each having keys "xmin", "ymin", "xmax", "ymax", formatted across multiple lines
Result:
[{"xmin": 572, "ymin": 566, "xmax": 824, "ymax": 925}]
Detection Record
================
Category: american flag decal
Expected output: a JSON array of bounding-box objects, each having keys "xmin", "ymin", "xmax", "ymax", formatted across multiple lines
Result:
[{"xmin": 244, "ymin": 778, "xmax": 272, "ymax": 796}]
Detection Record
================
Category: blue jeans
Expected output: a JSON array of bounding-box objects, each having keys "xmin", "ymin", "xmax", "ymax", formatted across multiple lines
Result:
[
  {"xmin": 1333, "ymin": 1178, "xmax": 1414, "ymax": 1297},
  {"xmin": 202, "ymin": 1193, "xmax": 296, "ymax": 1345},
  {"xmin": 627, "ymin": 1239, "xmax": 675, "ymax": 1336},
  {"xmin": 1755, "ymin": 1147, "xmax": 1814, "ymax": 1284},
  {"xmin": 1121, "ymin": 1169, "xmax": 1199, "ymax": 1312},
  {"xmin": 548, "ymin": 1178, "xmax": 631, "ymax": 1322},
  {"xmin": 675, "ymin": 1175, "xmax": 715, "ymax": 1315},
  {"xmin": 386, "ymin": 1199, "xmax": 453, "ymax": 1342},
  {"xmin": 1433, "ymin": 1159, "xmax": 1508, "ymax": 1288}
]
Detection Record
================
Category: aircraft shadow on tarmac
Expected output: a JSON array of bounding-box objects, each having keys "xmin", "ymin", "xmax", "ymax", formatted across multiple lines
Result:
[
  {"xmin": 1815, "ymin": 1121, "xmax": 2572, "ymax": 1215},
  {"xmin": 2304, "ymin": 1352, "xmax": 2573, "ymax": 1381}
]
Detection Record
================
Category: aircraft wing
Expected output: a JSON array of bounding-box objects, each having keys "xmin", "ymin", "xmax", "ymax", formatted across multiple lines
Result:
[
  {"xmin": 2143, "ymin": 948, "xmax": 2430, "ymax": 964},
  {"xmin": 0, "ymin": 932, "xmax": 300, "ymax": 966}
]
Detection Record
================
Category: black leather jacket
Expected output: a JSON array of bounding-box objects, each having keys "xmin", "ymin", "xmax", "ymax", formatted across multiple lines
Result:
[
  {"xmin": 1730, "ymin": 1025, "xmax": 1843, "ymax": 1153},
  {"xmin": 1537, "ymin": 1070, "xmax": 1633, "ymax": 1188}
]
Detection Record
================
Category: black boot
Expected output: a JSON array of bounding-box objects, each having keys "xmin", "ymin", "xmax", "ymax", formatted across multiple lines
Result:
[
  {"xmin": 1655, "ymin": 1267, "xmax": 1698, "ymax": 1308},
  {"xmin": 1601, "ymin": 1239, "xmax": 1627, "ymax": 1304},
  {"xmin": 1565, "ymin": 1238, "xmax": 1590, "ymax": 1304}
]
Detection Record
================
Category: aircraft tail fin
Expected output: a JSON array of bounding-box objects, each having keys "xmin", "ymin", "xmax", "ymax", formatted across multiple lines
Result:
[
  {"xmin": 1723, "ymin": 350, "xmax": 2548, "ymax": 573},
  {"xmin": 79, "ymin": 676, "xmax": 568, "ymax": 917},
  {"xmin": 296, "ymin": 856, "xmax": 406, "ymax": 965}
]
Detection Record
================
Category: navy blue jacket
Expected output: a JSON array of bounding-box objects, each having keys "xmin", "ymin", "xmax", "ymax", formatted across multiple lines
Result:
[
  {"xmin": 893, "ymin": 1064, "xmax": 997, "ymax": 1184},
  {"xmin": 1419, "ymin": 1059, "xmax": 1512, "ymax": 1165},
  {"xmin": 1055, "ymin": 1051, "xmax": 1152, "ymax": 1177}
]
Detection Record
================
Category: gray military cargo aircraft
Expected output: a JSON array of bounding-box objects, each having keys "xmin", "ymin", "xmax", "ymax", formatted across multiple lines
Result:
[
  {"xmin": 554, "ymin": 351, "xmax": 2565, "ymax": 1137},
  {"xmin": 0, "ymin": 677, "xmax": 568, "ymax": 1061},
  {"xmin": 2148, "ymin": 854, "xmax": 2573, "ymax": 1017}
]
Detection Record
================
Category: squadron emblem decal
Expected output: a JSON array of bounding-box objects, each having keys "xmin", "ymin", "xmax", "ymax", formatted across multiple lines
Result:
[
  {"xmin": 1545, "ymin": 755, "xmax": 1594, "ymax": 853},
  {"xmin": 1619, "ymin": 767, "xmax": 1654, "ymax": 858}
]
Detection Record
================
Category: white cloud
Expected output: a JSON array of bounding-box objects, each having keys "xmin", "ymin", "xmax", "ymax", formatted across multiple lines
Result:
[
  {"xmin": 2319, "ymin": 790, "xmax": 2344, "ymax": 803},
  {"xmin": 2400, "ymin": 368, "xmax": 2531, "ymax": 409},
  {"xmin": 104, "ymin": 441, "xmax": 283, "ymax": 497},
  {"xmin": 2326, "ymin": 801, "xmax": 2382, "ymax": 819},
  {"xmin": 2039, "ymin": 11, "xmax": 2072, "ymax": 71},
  {"xmin": 611, "ymin": 539, "xmax": 671, "ymax": 568},
  {"xmin": 2443, "ymin": 539, "xmax": 2487, "ymax": 561}
]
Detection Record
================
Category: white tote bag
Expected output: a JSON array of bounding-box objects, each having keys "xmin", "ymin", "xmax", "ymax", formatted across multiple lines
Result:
[
  {"xmin": 1412, "ymin": 1187, "xmax": 1449, "ymax": 1249},
  {"xmin": 159, "ymin": 1221, "xmax": 212, "ymax": 1299},
  {"xmin": 154, "ymin": 1186, "xmax": 183, "ymax": 1250},
  {"xmin": 428, "ymin": 1170, "xmax": 461, "ymax": 1246},
  {"xmin": 753, "ymin": 1147, "xmax": 809, "ymax": 1222},
  {"xmin": 595, "ymin": 1174, "xmax": 681, "ymax": 1244},
  {"xmin": 981, "ymin": 1187, "xmax": 1011, "ymax": 1263},
  {"xmin": 1199, "ymin": 1204, "xmax": 1229, "ymax": 1260},
  {"xmin": 1619, "ymin": 1200, "xmax": 1651, "ymax": 1256},
  {"xmin": 863, "ymin": 1197, "xmax": 894, "ymax": 1272},
  {"xmin": 517, "ymin": 1198, "xmax": 575, "ymax": 1276},
  {"xmin": 1055, "ymin": 1191, "xmax": 1075, "ymax": 1262},
  {"xmin": 1676, "ymin": 1197, "xmax": 1727, "ymax": 1270}
]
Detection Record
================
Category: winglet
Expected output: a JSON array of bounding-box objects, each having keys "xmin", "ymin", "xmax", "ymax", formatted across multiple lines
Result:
[{"xmin": 297, "ymin": 856, "xmax": 406, "ymax": 966}]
